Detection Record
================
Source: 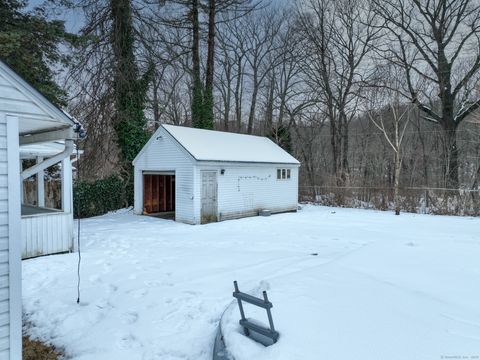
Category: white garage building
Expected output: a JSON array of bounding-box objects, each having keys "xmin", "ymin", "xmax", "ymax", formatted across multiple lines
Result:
[{"xmin": 133, "ymin": 125, "xmax": 300, "ymax": 224}]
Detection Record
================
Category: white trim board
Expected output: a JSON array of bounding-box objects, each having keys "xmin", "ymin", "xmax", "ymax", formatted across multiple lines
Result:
[{"xmin": 7, "ymin": 116, "xmax": 22, "ymax": 359}]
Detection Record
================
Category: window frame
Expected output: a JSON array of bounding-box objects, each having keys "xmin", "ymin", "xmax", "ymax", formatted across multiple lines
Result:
[{"xmin": 277, "ymin": 168, "xmax": 292, "ymax": 180}]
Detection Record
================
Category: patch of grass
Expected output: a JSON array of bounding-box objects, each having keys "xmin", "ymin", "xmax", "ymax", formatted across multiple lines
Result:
[{"xmin": 23, "ymin": 336, "xmax": 64, "ymax": 360}]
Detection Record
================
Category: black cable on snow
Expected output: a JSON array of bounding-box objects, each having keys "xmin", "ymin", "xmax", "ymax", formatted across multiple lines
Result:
[{"xmin": 75, "ymin": 139, "xmax": 81, "ymax": 304}]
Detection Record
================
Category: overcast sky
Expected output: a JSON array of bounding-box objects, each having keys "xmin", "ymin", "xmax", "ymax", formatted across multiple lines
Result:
[{"xmin": 28, "ymin": 0, "xmax": 85, "ymax": 33}]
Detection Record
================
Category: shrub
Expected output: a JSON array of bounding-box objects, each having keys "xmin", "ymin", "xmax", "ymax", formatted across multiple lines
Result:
[{"xmin": 73, "ymin": 175, "xmax": 128, "ymax": 218}]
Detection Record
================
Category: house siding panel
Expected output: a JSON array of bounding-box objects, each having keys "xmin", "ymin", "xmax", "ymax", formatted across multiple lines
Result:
[
  {"xmin": 194, "ymin": 163, "xmax": 299, "ymax": 223},
  {"xmin": 21, "ymin": 212, "xmax": 73, "ymax": 259},
  {"xmin": 0, "ymin": 74, "xmax": 46, "ymax": 119}
]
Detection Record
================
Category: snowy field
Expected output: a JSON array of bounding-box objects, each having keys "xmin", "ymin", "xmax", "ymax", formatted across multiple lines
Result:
[{"xmin": 23, "ymin": 206, "xmax": 480, "ymax": 360}]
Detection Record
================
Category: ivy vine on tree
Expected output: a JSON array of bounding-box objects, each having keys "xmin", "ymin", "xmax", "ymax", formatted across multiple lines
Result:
[{"xmin": 110, "ymin": 0, "xmax": 152, "ymax": 172}]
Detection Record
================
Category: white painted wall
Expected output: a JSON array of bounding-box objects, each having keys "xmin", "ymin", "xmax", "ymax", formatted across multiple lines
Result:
[
  {"xmin": 133, "ymin": 126, "xmax": 196, "ymax": 224},
  {"xmin": 194, "ymin": 163, "xmax": 299, "ymax": 222}
]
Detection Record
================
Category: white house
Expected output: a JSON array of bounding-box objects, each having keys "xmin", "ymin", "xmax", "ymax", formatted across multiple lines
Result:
[
  {"xmin": 0, "ymin": 59, "xmax": 80, "ymax": 358},
  {"xmin": 133, "ymin": 124, "xmax": 300, "ymax": 224}
]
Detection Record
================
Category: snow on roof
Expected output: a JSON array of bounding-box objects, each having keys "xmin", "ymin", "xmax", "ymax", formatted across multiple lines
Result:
[{"xmin": 162, "ymin": 124, "xmax": 300, "ymax": 165}]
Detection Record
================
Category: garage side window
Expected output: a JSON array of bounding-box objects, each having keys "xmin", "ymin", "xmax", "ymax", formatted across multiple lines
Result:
[{"xmin": 277, "ymin": 168, "xmax": 291, "ymax": 180}]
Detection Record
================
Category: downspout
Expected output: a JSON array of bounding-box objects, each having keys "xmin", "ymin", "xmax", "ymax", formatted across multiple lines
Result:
[{"xmin": 21, "ymin": 140, "xmax": 74, "ymax": 180}]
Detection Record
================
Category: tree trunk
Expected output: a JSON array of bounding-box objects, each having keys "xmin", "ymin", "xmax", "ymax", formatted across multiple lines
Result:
[
  {"xmin": 329, "ymin": 119, "xmax": 339, "ymax": 184},
  {"xmin": 152, "ymin": 78, "xmax": 160, "ymax": 129},
  {"xmin": 223, "ymin": 84, "xmax": 231, "ymax": 131},
  {"xmin": 394, "ymin": 151, "xmax": 401, "ymax": 215},
  {"xmin": 203, "ymin": 0, "xmax": 216, "ymax": 129},
  {"xmin": 340, "ymin": 114, "xmax": 349, "ymax": 185},
  {"xmin": 247, "ymin": 73, "xmax": 258, "ymax": 134},
  {"xmin": 443, "ymin": 123, "xmax": 459, "ymax": 189},
  {"xmin": 191, "ymin": 0, "xmax": 203, "ymax": 128},
  {"xmin": 234, "ymin": 56, "xmax": 243, "ymax": 131},
  {"xmin": 110, "ymin": 0, "xmax": 149, "ymax": 168},
  {"xmin": 264, "ymin": 75, "xmax": 275, "ymax": 135}
]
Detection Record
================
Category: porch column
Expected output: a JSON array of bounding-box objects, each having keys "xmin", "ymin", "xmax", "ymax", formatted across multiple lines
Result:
[
  {"xmin": 19, "ymin": 159, "xmax": 23, "ymax": 204},
  {"xmin": 134, "ymin": 167, "xmax": 143, "ymax": 214},
  {"xmin": 6, "ymin": 115, "xmax": 22, "ymax": 359},
  {"xmin": 61, "ymin": 157, "xmax": 73, "ymax": 213},
  {"xmin": 37, "ymin": 156, "xmax": 45, "ymax": 207}
]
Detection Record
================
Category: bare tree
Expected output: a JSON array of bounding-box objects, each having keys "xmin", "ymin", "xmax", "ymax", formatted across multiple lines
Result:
[
  {"xmin": 366, "ymin": 67, "xmax": 412, "ymax": 215},
  {"xmin": 373, "ymin": 0, "xmax": 480, "ymax": 189},
  {"xmin": 298, "ymin": 0, "xmax": 380, "ymax": 185},
  {"xmin": 243, "ymin": 8, "xmax": 283, "ymax": 134}
]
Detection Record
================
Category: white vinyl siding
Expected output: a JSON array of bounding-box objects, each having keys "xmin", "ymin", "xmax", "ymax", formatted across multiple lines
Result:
[
  {"xmin": 0, "ymin": 74, "xmax": 51, "ymax": 123},
  {"xmin": 194, "ymin": 163, "xmax": 298, "ymax": 222},
  {"xmin": 21, "ymin": 212, "xmax": 73, "ymax": 259},
  {"xmin": 0, "ymin": 116, "xmax": 9, "ymax": 357}
]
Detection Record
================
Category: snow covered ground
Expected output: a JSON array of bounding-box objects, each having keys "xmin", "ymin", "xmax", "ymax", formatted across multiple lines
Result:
[{"xmin": 22, "ymin": 206, "xmax": 480, "ymax": 360}]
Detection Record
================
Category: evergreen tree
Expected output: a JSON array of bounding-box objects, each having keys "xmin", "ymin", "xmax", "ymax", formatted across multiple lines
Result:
[
  {"xmin": 0, "ymin": 0, "xmax": 76, "ymax": 106},
  {"xmin": 269, "ymin": 124, "xmax": 292, "ymax": 154}
]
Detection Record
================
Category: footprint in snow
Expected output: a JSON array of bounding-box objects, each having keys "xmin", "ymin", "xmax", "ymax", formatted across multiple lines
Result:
[
  {"xmin": 121, "ymin": 311, "xmax": 139, "ymax": 325},
  {"xmin": 129, "ymin": 288, "xmax": 149, "ymax": 299},
  {"xmin": 183, "ymin": 290, "xmax": 199, "ymax": 296},
  {"xmin": 89, "ymin": 275, "xmax": 101, "ymax": 284},
  {"xmin": 405, "ymin": 242, "xmax": 416, "ymax": 247},
  {"xmin": 144, "ymin": 280, "xmax": 162, "ymax": 287},
  {"xmin": 103, "ymin": 263, "xmax": 112, "ymax": 273},
  {"xmin": 115, "ymin": 332, "xmax": 142, "ymax": 350},
  {"xmin": 94, "ymin": 297, "xmax": 113, "ymax": 310},
  {"xmin": 106, "ymin": 284, "xmax": 118, "ymax": 294}
]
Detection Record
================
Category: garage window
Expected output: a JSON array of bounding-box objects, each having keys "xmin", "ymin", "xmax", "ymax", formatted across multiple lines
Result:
[{"xmin": 277, "ymin": 168, "xmax": 291, "ymax": 180}]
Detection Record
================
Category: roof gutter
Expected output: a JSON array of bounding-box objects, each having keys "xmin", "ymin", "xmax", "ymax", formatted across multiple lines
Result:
[
  {"xmin": 21, "ymin": 139, "xmax": 74, "ymax": 180},
  {"xmin": 195, "ymin": 159, "xmax": 300, "ymax": 165}
]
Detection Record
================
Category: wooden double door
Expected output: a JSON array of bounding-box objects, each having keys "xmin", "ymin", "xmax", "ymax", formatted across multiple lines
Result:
[{"xmin": 143, "ymin": 173, "xmax": 175, "ymax": 214}]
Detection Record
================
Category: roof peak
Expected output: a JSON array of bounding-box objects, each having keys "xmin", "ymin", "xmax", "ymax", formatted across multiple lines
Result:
[
  {"xmin": 162, "ymin": 124, "xmax": 267, "ymax": 139},
  {"xmin": 159, "ymin": 123, "xmax": 300, "ymax": 165}
]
